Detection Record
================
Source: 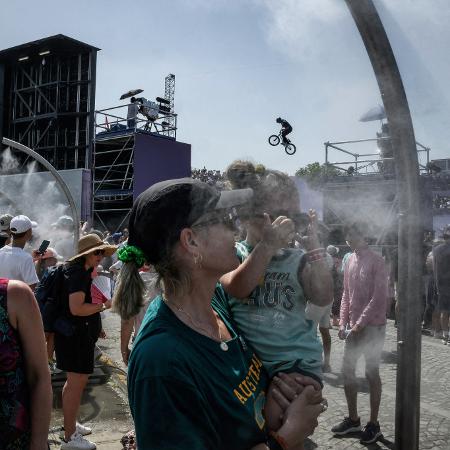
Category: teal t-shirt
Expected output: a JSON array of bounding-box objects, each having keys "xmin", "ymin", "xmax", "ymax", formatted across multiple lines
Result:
[
  {"xmin": 228, "ymin": 241, "xmax": 323, "ymax": 378},
  {"xmin": 128, "ymin": 285, "xmax": 268, "ymax": 450}
]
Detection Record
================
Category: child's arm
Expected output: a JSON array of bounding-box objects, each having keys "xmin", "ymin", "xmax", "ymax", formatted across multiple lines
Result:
[
  {"xmin": 220, "ymin": 242, "xmax": 276, "ymax": 298},
  {"xmin": 220, "ymin": 215, "xmax": 294, "ymax": 298},
  {"xmin": 299, "ymin": 260, "xmax": 333, "ymax": 307}
]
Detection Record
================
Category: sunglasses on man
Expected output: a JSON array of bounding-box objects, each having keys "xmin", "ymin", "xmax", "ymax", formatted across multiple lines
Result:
[{"xmin": 92, "ymin": 249, "xmax": 105, "ymax": 256}]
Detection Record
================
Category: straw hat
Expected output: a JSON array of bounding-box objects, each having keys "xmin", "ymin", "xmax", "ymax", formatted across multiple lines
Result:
[{"xmin": 68, "ymin": 233, "xmax": 117, "ymax": 262}]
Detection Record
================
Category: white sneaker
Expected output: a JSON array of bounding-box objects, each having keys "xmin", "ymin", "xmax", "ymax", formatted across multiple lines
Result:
[
  {"xmin": 60, "ymin": 423, "xmax": 92, "ymax": 439},
  {"xmin": 60, "ymin": 431, "xmax": 96, "ymax": 450},
  {"xmin": 76, "ymin": 423, "xmax": 92, "ymax": 436},
  {"xmin": 59, "ymin": 422, "xmax": 92, "ymax": 439}
]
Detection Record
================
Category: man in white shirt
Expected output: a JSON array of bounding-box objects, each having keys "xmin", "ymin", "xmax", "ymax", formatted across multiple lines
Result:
[{"xmin": 0, "ymin": 215, "xmax": 39, "ymax": 289}]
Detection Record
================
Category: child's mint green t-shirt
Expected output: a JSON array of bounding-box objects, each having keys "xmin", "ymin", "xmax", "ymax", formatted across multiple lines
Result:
[{"xmin": 228, "ymin": 241, "xmax": 323, "ymax": 378}]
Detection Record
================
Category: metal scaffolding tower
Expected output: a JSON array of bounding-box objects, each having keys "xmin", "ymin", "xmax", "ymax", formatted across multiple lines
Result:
[
  {"xmin": 93, "ymin": 132, "xmax": 134, "ymax": 232},
  {"xmin": 164, "ymin": 74, "xmax": 175, "ymax": 137},
  {"xmin": 92, "ymin": 102, "xmax": 179, "ymax": 231},
  {"xmin": 0, "ymin": 35, "xmax": 99, "ymax": 170}
]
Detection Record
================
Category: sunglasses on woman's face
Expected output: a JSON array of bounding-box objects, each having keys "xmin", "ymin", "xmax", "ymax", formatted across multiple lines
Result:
[
  {"xmin": 192, "ymin": 212, "xmax": 239, "ymax": 230},
  {"xmin": 92, "ymin": 249, "xmax": 105, "ymax": 256}
]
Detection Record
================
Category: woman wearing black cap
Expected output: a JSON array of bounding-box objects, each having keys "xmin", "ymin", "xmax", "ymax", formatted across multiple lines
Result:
[{"xmin": 113, "ymin": 178, "xmax": 325, "ymax": 450}]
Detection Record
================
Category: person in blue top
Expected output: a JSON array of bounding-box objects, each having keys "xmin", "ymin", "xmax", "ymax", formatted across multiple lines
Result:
[
  {"xmin": 113, "ymin": 178, "xmax": 326, "ymax": 450},
  {"xmin": 222, "ymin": 162, "xmax": 333, "ymax": 431}
]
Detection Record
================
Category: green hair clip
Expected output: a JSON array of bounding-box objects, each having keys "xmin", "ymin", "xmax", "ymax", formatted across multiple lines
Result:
[{"xmin": 118, "ymin": 245, "xmax": 146, "ymax": 267}]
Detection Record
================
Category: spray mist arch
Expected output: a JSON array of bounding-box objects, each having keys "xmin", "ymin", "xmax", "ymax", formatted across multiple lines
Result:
[
  {"xmin": 345, "ymin": 2, "xmax": 422, "ymax": 449},
  {"xmin": 1, "ymin": 137, "xmax": 80, "ymax": 254}
]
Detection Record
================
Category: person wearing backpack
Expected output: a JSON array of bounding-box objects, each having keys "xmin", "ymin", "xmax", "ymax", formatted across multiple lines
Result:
[
  {"xmin": 54, "ymin": 234, "xmax": 117, "ymax": 450},
  {"xmin": 34, "ymin": 247, "xmax": 62, "ymax": 370}
]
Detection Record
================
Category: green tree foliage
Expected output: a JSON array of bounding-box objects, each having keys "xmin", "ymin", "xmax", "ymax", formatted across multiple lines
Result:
[{"xmin": 295, "ymin": 162, "xmax": 341, "ymax": 187}]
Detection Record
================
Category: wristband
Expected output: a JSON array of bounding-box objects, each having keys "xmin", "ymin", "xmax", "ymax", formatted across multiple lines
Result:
[{"xmin": 266, "ymin": 432, "xmax": 288, "ymax": 450}]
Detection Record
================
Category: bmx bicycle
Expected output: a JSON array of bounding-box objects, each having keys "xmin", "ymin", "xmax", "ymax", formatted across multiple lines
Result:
[{"xmin": 268, "ymin": 131, "xmax": 296, "ymax": 155}]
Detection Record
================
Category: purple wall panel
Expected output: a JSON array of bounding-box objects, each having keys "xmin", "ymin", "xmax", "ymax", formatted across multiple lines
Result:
[{"xmin": 133, "ymin": 133, "xmax": 191, "ymax": 199}]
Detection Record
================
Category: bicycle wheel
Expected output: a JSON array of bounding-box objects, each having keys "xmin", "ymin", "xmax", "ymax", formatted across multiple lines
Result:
[
  {"xmin": 268, "ymin": 135, "xmax": 280, "ymax": 146},
  {"xmin": 285, "ymin": 143, "xmax": 296, "ymax": 155}
]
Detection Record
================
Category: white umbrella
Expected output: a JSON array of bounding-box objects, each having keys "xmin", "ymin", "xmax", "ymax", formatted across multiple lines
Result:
[{"xmin": 359, "ymin": 104, "xmax": 386, "ymax": 122}]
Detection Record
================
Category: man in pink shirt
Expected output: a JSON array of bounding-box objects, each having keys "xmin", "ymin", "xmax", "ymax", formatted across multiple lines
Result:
[{"xmin": 331, "ymin": 223, "xmax": 388, "ymax": 445}]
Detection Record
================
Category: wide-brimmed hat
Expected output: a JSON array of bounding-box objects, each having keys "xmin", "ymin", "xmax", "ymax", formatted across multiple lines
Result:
[
  {"xmin": 52, "ymin": 215, "xmax": 74, "ymax": 231},
  {"xmin": 68, "ymin": 233, "xmax": 117, "ymax": 261}
]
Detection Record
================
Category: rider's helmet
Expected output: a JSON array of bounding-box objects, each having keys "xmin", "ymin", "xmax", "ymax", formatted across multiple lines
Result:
[{"xmin": 276, "ymin": 117, "xmax": 282, "ymax": 123}]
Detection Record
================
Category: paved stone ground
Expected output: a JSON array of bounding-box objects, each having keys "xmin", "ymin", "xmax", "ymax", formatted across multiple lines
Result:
[
  {"xmin": 99, "ymin": 311, "xmax": 450, "ymax": 450},
  {"xmin": 309, "ymin": 323, "xmax": 450, "ymax": 450}
]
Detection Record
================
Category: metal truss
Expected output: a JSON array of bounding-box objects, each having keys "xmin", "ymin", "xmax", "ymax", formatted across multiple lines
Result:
[
  {"xmin": 1, "ymin": 39, "xmax": 97, "ymax": 170},
  {"xmin": 92, "ymin": 132, "xmax": 134, "ymax": 232},
  {"xmin": 92, "ymin": 102, "xmax": 179, "ymax": 232},
  {"xmin": 164, "ymin": 74, "xmax": 175, "ymax": 137},
  {"xmin": 324, "ymin": 137, "xmax": 430, "ymax": 177}
]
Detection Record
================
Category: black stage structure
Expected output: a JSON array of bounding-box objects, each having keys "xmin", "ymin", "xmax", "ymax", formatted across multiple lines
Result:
[
  {"xmin": 0, "ymin": 34, "xmax": 98, "ymax": 170},
  {"xmin": 93, "ymin": 101, "xmax": 191, "ymax": 232}
]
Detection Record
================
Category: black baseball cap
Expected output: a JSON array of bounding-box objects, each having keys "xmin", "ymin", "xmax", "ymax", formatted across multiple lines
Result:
[{"xmin": 128, "ymin": 178, "xmax": 253, "ymax": 264}]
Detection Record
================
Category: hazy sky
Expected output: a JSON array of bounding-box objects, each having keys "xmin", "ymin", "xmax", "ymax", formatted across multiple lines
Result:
[{"xmin": 1, "ymin": 0, "xmax": 449, "ymax": 174}]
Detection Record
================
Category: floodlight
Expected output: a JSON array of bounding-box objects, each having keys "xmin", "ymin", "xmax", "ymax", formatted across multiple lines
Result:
[
  {"xmin": 159, "ymin": 105, "xmax": 171, "ymax": 113},
  {"xmin": 156, "ymin": 96, "xmax": 170, "ymax": 105}
]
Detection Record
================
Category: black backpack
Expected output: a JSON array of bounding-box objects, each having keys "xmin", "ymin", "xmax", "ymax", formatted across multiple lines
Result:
[{"xmin": 35, "ymin": 265, "xmax": 67, "ymax": 330}]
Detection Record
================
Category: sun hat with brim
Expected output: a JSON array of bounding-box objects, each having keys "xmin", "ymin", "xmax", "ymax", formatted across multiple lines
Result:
[
  {"xmin": 128, "ymin": 178, "xmax": 253, "ymax": 265},
  {"xmin": 68, "ymin": 233, "xmax": 118, "ymax": 262},
  {"xmin": 51, "ymin": 215, "xmax": 74, "ymax": 230}
]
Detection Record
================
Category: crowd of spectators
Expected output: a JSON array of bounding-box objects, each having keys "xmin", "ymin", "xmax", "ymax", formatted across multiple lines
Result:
[
  {"xmin": 191, "ymin": 167, "xmax": 225, "ymax": 187},
  {"xmin": 1, "ymin": 177, "xmax": 449, "ymax": 450},
  {"xmin": 433, "ymin": 194, "xmax": 450, "ymax": 210},
  {"xmin": 0, "ymin": 212, "xmax": 132, "ymax": 449}
]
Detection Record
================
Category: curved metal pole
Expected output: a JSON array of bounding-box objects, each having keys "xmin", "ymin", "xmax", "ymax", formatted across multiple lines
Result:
[
  {"xmin": 344, "ymin": 2, "xmax": 423, "ymax": 449},
  {"xmin": 2, "ymin": 137, "xmax": 79, "ymax": 254}
]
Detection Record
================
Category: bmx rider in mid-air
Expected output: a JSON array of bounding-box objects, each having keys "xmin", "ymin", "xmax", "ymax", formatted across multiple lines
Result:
[{"xmin": 276, "ymin": 117, "xmax": 292, "ymax": 144}]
